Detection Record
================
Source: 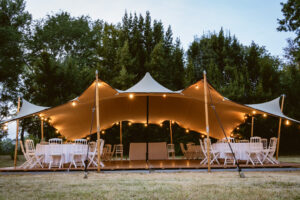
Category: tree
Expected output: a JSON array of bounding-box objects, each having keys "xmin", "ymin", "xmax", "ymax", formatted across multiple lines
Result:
[{"xmin": 0, "ymin": 0, "xmax": 31, "ymax": 121}]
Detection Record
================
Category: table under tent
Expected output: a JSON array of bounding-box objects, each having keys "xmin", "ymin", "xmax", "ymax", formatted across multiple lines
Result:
[{"xmin": 1, "ymin": 72, "xmax": 299, "ymax": 172}]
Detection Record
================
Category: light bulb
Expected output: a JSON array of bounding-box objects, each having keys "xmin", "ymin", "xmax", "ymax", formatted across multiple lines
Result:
[
  {"xmin": 163, "ymin": 94, "xmax": 166, "ymax": 98},
  {"xmin": 263, "ymin": 113, "xmax": 267, "ymax": 118},
  {"xmin": 72, "ymin": 101, "xmax": 76, "ymax": 106},
  {"xmin": 129, "ymin": 94, "xmax": 134, "ymax": 99},
  {"xmin": 252, "ymin": 111, "xmax": 256, "ymax": 114},
  {"xmin": 185, "ymin": 129, "xmax": 189, "ymax": 133},
  {"xmin": 128, "ymin": 122, "xmax": 132, "ymax": 126}
]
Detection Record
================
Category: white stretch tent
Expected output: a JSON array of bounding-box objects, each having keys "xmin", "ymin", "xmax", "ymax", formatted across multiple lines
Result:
[{"xmin": 1, "ymin": 73, "xmax": 299, "ymax": 140}]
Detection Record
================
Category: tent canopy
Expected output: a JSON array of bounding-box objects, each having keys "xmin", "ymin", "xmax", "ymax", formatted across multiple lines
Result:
[{"xmin": 1, "ymin": 73, "xmax": 299, "ymax": 140}]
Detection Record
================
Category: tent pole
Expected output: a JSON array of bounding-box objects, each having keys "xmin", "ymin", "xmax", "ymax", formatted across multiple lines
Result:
[
  {"xmin": 169, "ymin": 120, "xmax": 173, "ymax": 144},
  {"xmin": 14, "ymin": 97, "xmax": 21, "ymax": 168},
  {"xmin": 276, "ymin": 95, "xmax": 285, "ymax": 160},
  {"xmin": 251, "ymin": 116, "xmax": 254, "ymax": 137},
  {"xmin": 41, "ymin": 118, "xmax": 44, "ymax": 141},
  {"xmin": 120, "ymin": 121, "xmax": 122, "ymax": 144},
  {"xmin": 203, "ymin": 71, "xmax": 211, "ymax": 172},
  {"xmin": 95, "ymin": 70, "xmax": 101, "ymax": 173}
]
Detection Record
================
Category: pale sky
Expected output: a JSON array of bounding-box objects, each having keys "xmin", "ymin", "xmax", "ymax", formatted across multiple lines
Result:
[
  {"xmin": 6, "ymin": 0, "xmax": 294, "ymax": 139},
  {"xmin": 24, "ymin": 0, "xmax": 294, "ymax": 57}
]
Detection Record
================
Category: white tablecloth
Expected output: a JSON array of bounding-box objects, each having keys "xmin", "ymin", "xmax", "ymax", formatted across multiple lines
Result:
[
  {"xmin": 213, "ymin": 143, "xmax": 263, "ymax": 160},
  {"xmin": 36, "ymin": 144, "xmax": 88, "ymax": 164}
]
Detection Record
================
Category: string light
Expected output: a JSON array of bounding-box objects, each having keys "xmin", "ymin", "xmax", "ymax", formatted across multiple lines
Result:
[
  {"xmin": 159, "ymin": 123, "xmax": 163, "ymax": 127},
  {"xmin": 252, "ymin": 111, "xmax": 256, "ymax": 115},
  {"xmin": 115, "ymin": 122, "xmax": 119, "ymax": 125},
  {"xmin": 171, "ymin": 121, "xmax": 175, "ymax": 124},
  {"xmin": 3, "ymin": 124, "xmax": 8, "ymax": 131},
  {"xmin": 86, "ymin": 137, "xmax": 90, "ymax": 141},
  {"xmin": 285, "ymin": 120, "xmax": 290, "ymax": 126},
  {"xmin": 101, "ymin": 130, "xmax": 105, "ymax": 134},
  {"xmin": 244, "ymin": 115, "xmax": 248, "ymax": 120},
  {"xmin": 97, "ymin": 82, "xmax": 102, "ymax": 87},
  {"xmin": 72, "ymin": 101, "xmax": 76, "ymax": 106},
  {"xmin": 144, "ymin": 123, "xmax": 148, "ymax": 127},
  {"xmin": 55, "ymin": 130, "xmax": 59, "ymax": 133},
  {"xmin": 128, "ymin": 122, "xmax": 132, "ymax": 126},
  {"xmin": 263, "ymin": 113, "xmax": 267, "ymax": 118},
  {"xmin": 201, "ymin": 135, "xmax": 205, "ymax": 138},
  {"xmin": 129, "ymin": 94, "xmax": 134, "ymax": 99},
  {"xmin": 195, "ymin": 85, "xmax": 199, "ymax": 89},
  {"xmin": 237, "ymin": 127, "xmax": 240, "ymax": 130},
  {"xmin": 230, "ymin": 133, "xmax": 234, "ymax": 137},
  {"xmin": 185, "ymin": 129, "xmax": 189, "ymax": 133},
  {"xmin": 163, "ymin": 94, "xmax": 166, "ymax": 98}
]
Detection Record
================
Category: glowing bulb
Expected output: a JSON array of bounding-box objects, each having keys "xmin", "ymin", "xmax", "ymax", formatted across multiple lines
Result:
[
  {"xmin": 144, "ymin": 123, "xmax": 148, "ymax": 127},
  {"xmin": 86, "ymin": 137, "xmax": 90, "ymax": 141},
  {"xmin": 185, "ymin": 129, "xmax": 189, "ymax": 133},
  {"xmin": 201, "ymin": 135, "xmax": 205, "ymax": 138},
  {"xmin": 3, "ymin": 125, "xmax": 8, "ymax": 131},
  {"xmin": 263, "ymin": 113, "xmax": 267, "ymax": 118},
  {"xmin": 195, "ymin": 85, "xmax": 199, "ymax": 89},
  {"xmin": 163, "ymin": 94, "xmax": 166, "ymax": 98},
  {"xmin": 159, "ymin": 123, "xmax": 163, "ymax": 127},
  {"xmin": 129, "ymin": 94, "xmax": 134, "ymax": 99},
  {"xmin": 230, "ymin": 134, "xmax": 234, "ymax": 137},
  {"xmin": 237, "ymin": 127, "xmax": 240, "ymax": 130},
  {"xmin": 97, "ymin": 82, "xmax": 102, "ymax": 87},
  {"xmin": 55, "ymin": 130, "xmax": 59, "ymax": 133},
  {"xmin": 171, "ymin": 121, "xmax": 175, "ymax": 124},
  {"xmin": 244, "ymin": 116, "xmax": 248, "ymax": 120},
  {"xmin": 41, "ymin": 117, "xmax": 44, "ymax": 121},
  {"xmin": 72, "ymin": 101, "xmax": 76, "ymax": 106},
  {"xmin": 128, "ymin": 122, "xmax": 132, "ymax": 126},
  {"xmin": 252, "ymin": 111, "xmax": 256, "ymax": 114},
  {"xmin": 285, "ymin": 120, "xmax": 290, "ymax": 126},
  {"xmin": 101, "ymin": 130, "xmax": 105, "ymax": 134}
]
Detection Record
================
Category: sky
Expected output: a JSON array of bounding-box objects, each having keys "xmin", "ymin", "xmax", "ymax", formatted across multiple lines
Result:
[
  {"xmin": 5, "ymin": 0, "xmax": 294, "ymax": 139},
  {"xmin": 24, "ymin": 0, "xmax": 294, "ymax": 57}
]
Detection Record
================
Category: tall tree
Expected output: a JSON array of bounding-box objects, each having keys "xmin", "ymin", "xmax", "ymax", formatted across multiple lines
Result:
[{"xmin": 0, "ymin": 0, "xmax": 31, "ymax": 122}]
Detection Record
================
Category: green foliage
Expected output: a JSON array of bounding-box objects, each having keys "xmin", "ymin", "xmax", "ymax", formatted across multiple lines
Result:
[{"xmin": 0, "ymin": 0, "xmax": 31, "ymax": 120}]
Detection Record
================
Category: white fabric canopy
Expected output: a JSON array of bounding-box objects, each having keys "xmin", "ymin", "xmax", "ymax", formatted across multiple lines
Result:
[
  {"xmin": 1, "ymin": 99, "xmax": 49, "ymax": 124},
  {"xmin": 1, "ymin": 73, "xmax": 299, "ymax": 140}
]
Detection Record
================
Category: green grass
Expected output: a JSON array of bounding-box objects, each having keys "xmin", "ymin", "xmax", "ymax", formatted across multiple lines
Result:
[
  {"xmin": 0, "ymin": 171, "xmax": 300, "ymax": 200},
  {"xmin": 0, "ymin": 155, "xmax": 25, "ymax": 168},
  {"xmin": 278, "ymin": 156, "xmax": 300, "ymax": 163}
]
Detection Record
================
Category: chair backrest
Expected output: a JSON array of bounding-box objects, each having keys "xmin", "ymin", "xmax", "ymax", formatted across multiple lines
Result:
[
  {"xmin": 180, "ymin": 143, "xmax": 186, "ymax": 153},
  {"xmin": 49, "ymin": 138, "xmax": 62, "ymax": 144},
  {"xmin": 269, "ymin": 137, "xmax": 277, "ymax": 152},
  {"xmin": 239, "ymin": 140, "xmax": 249, "ymax": 143},
  {"xmin": 167, "ymin": 144, "xmax": 174, "ymax": 152},
  {"xmin": 221, "ymin": 137, "xmax": 235, "ymax": 143},
  {"xmin": 203, "ymin": 138, "xmax": 212, "ymax": 151},
  {"xmin": 111, "ymin": 144, "xmax": 116, "ymax": 155},
  {"xmin": 89, "ymin": 141, "xmax": 96, "ymax": 152},
  {"xmin": 115, "ymin": 144, "xmax": 123, "ymax": 153},
  {"xmin": 105, "ymin": 144, "xmax": 112, "ymax": 153},
  {"xmin": 25, "ymin": 139, "xmax": 35, "ymax": 154},
  {"xmin": 199, "ymin": 139, "xmax": 206, "ymax": 153},
  {"xmin": 99, "ymin": 139, "xmax": 105, "ymax": 155},
  {"xmin": 261, "ymin": 138, "xmax": 268, "ymax": 149},
  {"xmin": 75, "ymin": 139, "xmax": 87, "ymax": 145},
  {"xmin": 249, "ymin": 137, "xmax": 262, "ymax": 151},
  {"xmin": 19, "ymin": 140, "xmax": 29, "ymax": 160}
]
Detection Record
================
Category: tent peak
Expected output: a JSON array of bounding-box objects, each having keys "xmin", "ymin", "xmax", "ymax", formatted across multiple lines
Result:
[{"xmin": 119, "ymin": 72, "xmax": 181, "ymax": 94}]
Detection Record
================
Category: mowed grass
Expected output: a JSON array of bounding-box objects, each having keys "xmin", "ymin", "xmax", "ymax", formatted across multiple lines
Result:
[{"xmin": 0, "ymin": 171, "xmax": 300, "ymax": 200}]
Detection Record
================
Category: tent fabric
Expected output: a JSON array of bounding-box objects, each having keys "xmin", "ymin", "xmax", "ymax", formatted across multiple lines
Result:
[
  {"xmin": 246, "ymin": 97, "xmax": 300, "ymax": 123},
  {"xmin": 1, "ymin": 73, "xmax": 299, "ymax": 140},
  {"xmin": 1, "ymin": 99, "xmax": 49, "ymax": 124}
]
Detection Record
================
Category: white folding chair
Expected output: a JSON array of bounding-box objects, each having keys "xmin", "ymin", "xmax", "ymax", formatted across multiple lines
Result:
[
  {"xmin": 239, "ymin": 140, "xmax": 249, "ymax": 143},
  {"xmin": 246, "ymin": 137, "xmax": 263, "ymax": 165},
  {"xmin": 49, "ymin": 138, "xmax": 62, "ymax": 144},
  {"xmin": 88, "ymin": 139, "xmax": 105, "ymax": 168},
  {"xmin": 261, "ymin": 138, "xmax": 268, "ymax": 150},
  {"xmin": 180, "ymin": 143, "xmax": 190, "ymax": 159},
  {"xmin": 69, "ymin": 142, "xmax": 87, "ymax": 168},
  {"xmin": 200, "ymin": 139, "xmax": 220, "ymax": 165},
  {"xmin": 115, "ymin": 144, "xmax": 124, "ymax": 160},
  {"xmin": 19, "ymin": 140, "xmax": 33, "ymax": 169},
  {"xmin": 223, "ymin": 143, "xmax": 236, "ymax": 165},
  {"xmin": 48, "ymin": 144, "xmax": 64, "ymax": 169},
  {"xmin": 263, "ymin": 137, "xmax": 279, "ymax": 164},
  {"xmin": 221, "ymin": 137, "xmax": 235, "ymax": 143},
  {"xmin": 24, "ymin": 139, "xmax": 44, "ymax": 169}
]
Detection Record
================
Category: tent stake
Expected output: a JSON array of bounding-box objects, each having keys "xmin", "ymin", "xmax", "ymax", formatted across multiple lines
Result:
[
  {"xmin": 203, "ymin": 71, "xmax": 211, "ymax": 172},
  {"xmin": 276, "ymin": 94, "xmax": 285, "ymax": 160},
  {"xmin": 95, "ymin": 70, "xmax": 101, "ymax": 173},
  {"xmin": 14, "ymin": 97, "xmax": 21, "ymax": 168}
]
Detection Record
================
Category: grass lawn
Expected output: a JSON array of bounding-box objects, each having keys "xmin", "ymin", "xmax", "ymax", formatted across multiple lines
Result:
[{"xmin": 0, "ymin": 171, "xmax": 300, "ymax": 200}]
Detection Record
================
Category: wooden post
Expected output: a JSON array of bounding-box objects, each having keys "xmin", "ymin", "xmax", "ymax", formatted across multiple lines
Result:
[
  {"xmin": 169, "ymin": 120, "xmax": 173, "ymax": 144},
  {"xmin": 203, "ymin": 71, "xmax": 211, "ymax": 172},
  {"xmin": 95, "ymin": 70, "xmax": 101, "ymax": 172},
  {"xmin": 14, "ymin": 97, "xmax": 21, "ymax": 168},
  {"xmin": 120, "ymin": 121, "xmax": 122, "ymax": 144},
  {"xmin": 276, "ymin": 95, "xmax": 285, "ymax": 160},
  {"xmin": 41, "ymin": 119, "xmax": 44, "ymax": 141},
  {"xmin": 251, "ymin": 116, "xmax": 254, "ymax": 137}
]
